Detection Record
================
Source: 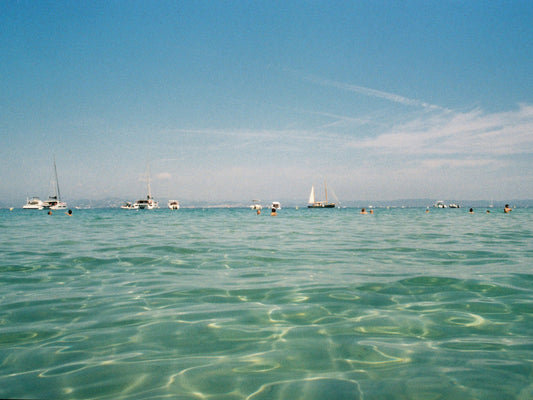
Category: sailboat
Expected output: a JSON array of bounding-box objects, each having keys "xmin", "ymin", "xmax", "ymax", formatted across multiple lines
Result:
[
  {"xmin": 135, "ymin": 160, "xmax": 159, "ymax": 209},
  {"xmin": 43, "ymin": 157, "xmax": 67, "ymax": 210},
  {"xmin": 307, "ymin": 182, "xmax": 336, "ymax": 208}
]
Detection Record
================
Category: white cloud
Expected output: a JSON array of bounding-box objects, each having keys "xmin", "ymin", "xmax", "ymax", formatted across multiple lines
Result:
[
  {"xmin": 156, "ymin": 172, "xmax": 172, "ymax": 180},
  {"xmin": 419, "ymin": 158, "xmax": 496, "ymax": 169},
  {"xmin": 352, "ymin": 103, "xmax": 533, "ymax": 158},
  {"xmin": 292, "ymin": 72, "xmax": 533, "ymax": 161}
]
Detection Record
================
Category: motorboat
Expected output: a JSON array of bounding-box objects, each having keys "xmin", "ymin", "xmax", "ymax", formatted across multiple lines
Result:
[
  {"xmin": 23, "ymin": 197, "xmax": 44, "ymax": 210},
  {"xmin": 271, "ymin": 201, "xmax": 281, "ymax": 210},
  {"xmin": 433, "ymin": 201, "xmax": 447, "ymax": 208},
  {"xmin": 168, "ymin": 200, "xmax": 180, "ymax": 210},
  {"xmin": 250, "ymin": 200, "xmax": 262, "ymax": 210},
  {"xmin": 121, "ymin": 202, "xmax": 138, "ymax": 210}
]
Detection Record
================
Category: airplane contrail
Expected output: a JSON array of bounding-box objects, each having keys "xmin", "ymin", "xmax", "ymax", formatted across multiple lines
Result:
[{"xmin": 300, "ymin": 72, "xmax": 450, "ymax": 112}]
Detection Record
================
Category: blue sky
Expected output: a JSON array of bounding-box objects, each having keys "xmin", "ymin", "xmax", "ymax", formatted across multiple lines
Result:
[{"xmin": 1, "ymin": 1, "xmax": 532, "ymax": 205}]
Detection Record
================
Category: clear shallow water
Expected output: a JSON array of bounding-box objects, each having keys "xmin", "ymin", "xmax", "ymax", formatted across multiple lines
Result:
[{"xmin": 1, "ymin": 207, "xmax": 532, "ymax": 399}]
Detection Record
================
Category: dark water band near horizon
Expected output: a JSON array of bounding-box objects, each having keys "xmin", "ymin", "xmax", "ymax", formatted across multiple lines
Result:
[{"xmin": 1, "ymin": 207, "xmax": 532, "ymax": 399}]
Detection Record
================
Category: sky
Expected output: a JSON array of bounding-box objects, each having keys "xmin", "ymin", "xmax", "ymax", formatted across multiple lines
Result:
[{"xmin": 1, "ymin": 0, "xmax": 532, "ymax": 206}]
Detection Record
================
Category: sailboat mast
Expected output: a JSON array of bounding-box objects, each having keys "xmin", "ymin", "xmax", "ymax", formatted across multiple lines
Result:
[
  {"xmin": 147, "ymin": 160, "xmax": 152, "ymax": 199},
  {"xmin": 324, "ymin": 181, "xmax": 328, "ymax": 204},
  {"xmin": 54, "ymin": 156, "xmax": 61, "ymax": 201}
]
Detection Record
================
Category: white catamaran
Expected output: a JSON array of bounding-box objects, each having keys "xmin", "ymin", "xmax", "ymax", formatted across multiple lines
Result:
[
  {"xmin": 308, "ymin": 182, "xmax": 336, "ymax": 208},
  {"xmin": 43, "ymin": 157, "xmax": 67, "ymax": 210},
  {"xmin": 135, "ymin": 160, "xmax": 159, "ymax": 210}
]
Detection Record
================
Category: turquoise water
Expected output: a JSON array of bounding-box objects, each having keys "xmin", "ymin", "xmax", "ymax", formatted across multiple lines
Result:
[{"xmin": 1, "ymin": 207, "xmax": 532, "ymax": 399}]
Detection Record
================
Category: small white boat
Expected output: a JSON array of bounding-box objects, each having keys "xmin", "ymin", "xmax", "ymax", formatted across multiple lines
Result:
[
  {"xmin": 250, "ymin": 200, "xmax": 262, "ymax": 210},
  {"xmin": 168, "ymin": 200, "xmax": 180, "ymax": 210},
  {"xmin": 434, "ymin": 201, "xmax": 447, "ymax": 208},
  {"xmin": 23, "ymin": 197, "xmax": 44, "ymax": 210},
  {"xmin": 43, "ymin": 157, "xmax": 67, "ymax": 210},
  {"xmin": 271, "ymin": 201, "xmax": 281, "ymax": 210},
  {"xmin": 449, "ymin": 203, "xmax": 460, "ymax": 208},
  {"xmin": 121, "ymin": 202, "xmax": 138, "ymax": 210}
]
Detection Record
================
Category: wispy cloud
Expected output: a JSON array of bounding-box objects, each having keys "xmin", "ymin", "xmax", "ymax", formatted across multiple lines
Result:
[
  {"xmin": 156, "ymin": 172, "xmax": 172, "ymax": 180},
  {"xmin": 291, "ymin": 72, "xmax": 532, "ymax": 161},
  {"xmin": 297, "ymin": 71, "xmax": 450, "ymax": 112},
  {"xmin": 353, "ymin": 103, "xmax": 533, "ymax": 158},
  {"xmin": 295, "ymin": 109, "xmax": 377, "ymax": 130},
  {"xmin": 159, "ymin": 127, "xmax": 323, "ymax": 148}
]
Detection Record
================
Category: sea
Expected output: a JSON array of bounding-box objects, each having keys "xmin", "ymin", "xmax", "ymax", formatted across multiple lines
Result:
[{"xmin": 1, "ymin": 206, "xmax": 532, "ymax": 399}]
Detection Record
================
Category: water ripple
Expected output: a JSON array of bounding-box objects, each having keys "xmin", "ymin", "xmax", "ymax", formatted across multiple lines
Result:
[{"xmin": 0, "ymin": 208, "xmax": 532, "ymax": 399}]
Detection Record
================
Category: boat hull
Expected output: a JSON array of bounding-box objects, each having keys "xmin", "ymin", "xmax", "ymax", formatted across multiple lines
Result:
[
  {"xmin": 137, "ymin": 203, "xmax": 158, "ymax": 210},
  {"xmin": 136, "ymin": 200, "xmax": 159, "ymax": 209},
  {"xmin": 43, "ymin": 200, "xmax": 67, "ymax": 210},
  {"xmin": 308, "ymin": 203, "xmax": 336, "ymax": 208}
]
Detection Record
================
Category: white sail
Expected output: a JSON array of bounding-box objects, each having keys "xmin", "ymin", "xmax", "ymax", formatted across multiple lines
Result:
[{"xmin": 308, "ymin": 186, "xmax": 315, "ymax": 204}]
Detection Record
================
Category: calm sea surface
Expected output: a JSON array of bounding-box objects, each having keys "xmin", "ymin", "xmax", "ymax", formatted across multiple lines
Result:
[{"xmin": 1, "ymin": 207, "xmax": 532, "ymax": 399}]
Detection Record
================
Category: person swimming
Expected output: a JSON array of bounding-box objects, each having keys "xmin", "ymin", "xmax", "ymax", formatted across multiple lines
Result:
[
  {"xmin": 360, "ymin": 208, "xmax": 367, "ymax": 215},
  {"xmin": 504, "ymin": 204, "xmax": 512, "ymax": 213}
]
